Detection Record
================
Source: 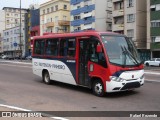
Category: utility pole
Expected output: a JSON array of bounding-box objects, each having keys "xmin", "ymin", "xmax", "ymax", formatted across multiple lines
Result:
[{"xmin": 20, "ymin": 0, "xmax": 22, "ymax": 61}]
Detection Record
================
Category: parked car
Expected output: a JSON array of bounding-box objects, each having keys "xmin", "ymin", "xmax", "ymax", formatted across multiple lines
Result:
[
  {"xmin": 144, "ymin": 58, "xmax": 160, "ymax": 67},
  {"xmin": 8, "ymin": 55, "xmax": 14, "ymax": 60},
  {"xmin": 2, "ymin": 55, "xmax": 8, "ymax": 59},
  {"xmin": 26, "ymin": 55, "xmax": 32, "ymax": 60}
]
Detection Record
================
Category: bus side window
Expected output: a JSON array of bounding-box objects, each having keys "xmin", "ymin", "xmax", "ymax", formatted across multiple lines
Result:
[
  {"xmin": 67, "ymin": 38, "xmax": 76, "ymax": 57},
  {"xmin": 45, "ymin": 39, "xmax": 59, "ymax": 56},
  {"xmin": 34, "ymin": 40, "xmax": 45, "ymax": 55},
  {"xmin": 60, "ymin": 39, "xmax": 67, "ymax": 56}
]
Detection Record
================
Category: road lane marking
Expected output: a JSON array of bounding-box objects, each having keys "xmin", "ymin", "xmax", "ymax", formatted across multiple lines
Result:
[
  {"xmin": 0, "ymin": 60, "xmax": 32, "ymax": 65},
  {"xmin": 0, "ymin": 104, "xmax": 69, "ymax": 120},
  {"xmin": 51, "ymin": 117, "xmax": 69, "ymax": 120},
  {"xmin": 145, "ymin": 79, "xmax": 160, "ymax": 83},
  {"xmin": 144, "ymin": 72, "xmax": 160, "ymax": 75},
  {"xmin": 0, "ymin": 104, "xmax": 31, "ymax": 111},
  {"xmin": 0, "ymin": 63, "xmax": 32, "ymax": 68}
]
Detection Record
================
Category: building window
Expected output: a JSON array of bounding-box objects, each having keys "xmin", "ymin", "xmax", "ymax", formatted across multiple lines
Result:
[
  {"xmin": 127, "ymin": 14, "xmax": 135, "ymax": 23},
  {"xmin": 55, "ymin": 16, "xmax": 58, "ymax": 22},
  {"xmin": 55, "ymin": 5, "xmax": 58, "ymax": 11},
  {"xmin": 15, "ymin": 14, "xmax": 18, "ymax": 17},
  {"xmin": 51, "ymin": 7, "xmax": 54, "ymax": 12},
  {"xmin": 74, "ymin": 15, "xmax": 81, "ymax": 20},
  {"xmin": 150, "ymin": 4, "xmax": 160, "ymax": 11},
  {"xmin": 127, "ymin": 0, "xmax": 134, "ymax": 8},
  {"xmin": 47, "ymin": 8, "xmax": 49, "ymax": 13},
  {"xmin": 114, "ymin": 2, "xmax": 124, "ymax": 10},
  {"xmin": 63, "ymin": 16, "xmax": 67, "ymax": 21},
  {"xmin": 151, "ymin": 21, "xmax": 160, "ymax": 27},
  {"xmin": 74, "ymin": 26, "xmax": 81, "ymax": 31},
  {"xmin": 43, "ymin": 9, "xmax": 45, "ymax": 14},
  {"xmin": 64, "ymin": 5, "xmax": 67, "ymax": 10},
  {"xmin": 127, "ymin": 29, "xmax": 134, "ymax": 41},
  {"xmin": 55, "ymin": 27, "xmax": 59, "ymax": 33}
]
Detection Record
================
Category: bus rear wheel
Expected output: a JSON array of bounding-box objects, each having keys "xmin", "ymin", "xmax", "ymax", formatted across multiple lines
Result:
[
  {"xmin": 43, "ymin": 71, "xmax": 51, "ymax": 85},
  {"xmin": 92, "ymin": 80, "xmax": 105, "ymax": 97}
]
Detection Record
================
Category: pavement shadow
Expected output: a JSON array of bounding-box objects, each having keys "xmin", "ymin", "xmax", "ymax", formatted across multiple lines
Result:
[
  {"xmin": 34, "ymin": 77, "xmax": 92, "ymax": 94},
  {"xmin": 34, "ymin": 77, "xmax": 140, "ymax": 98},
  {"xmin": 105, "ymin": 90, "xmax": 139, "ymax": 98}
]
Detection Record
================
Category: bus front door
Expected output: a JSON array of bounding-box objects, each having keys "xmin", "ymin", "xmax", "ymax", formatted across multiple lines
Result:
[{"xmin": 79, "ymin": 39, "xmax": 89, "ymax": 86}]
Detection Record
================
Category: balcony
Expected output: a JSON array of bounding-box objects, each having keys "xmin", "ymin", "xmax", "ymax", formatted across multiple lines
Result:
[
  {"xmin": 151, "ymin": 11, "xmax": 160, "ymax": 20},
  {"xmin": 71, "ymin": 0, "xmax": 83, "ymax": 5},
  {"xmin": 151, "ymin": 42, "xmax": 160, "ymax": 50},
  {"xmin": 83, "ymin": 12, "xmax": 92, "ymax": 18},
  {"xmin": 82, "ymin": 5, "xmax": 95, "ymax": 13},
  {"xmin": 112, "ymin": 10, "xmax": 124, "ymax": 17},
  {"xmin": 58, "ymin": 20, "xmax": 70, "ymax": 26},
  {"xmin": 83, "ymin": 17, "xmax": 95, "ymax": 24},
  {"xmin": 151, "ymin": 0, "xmax": 160, "ymax": 5},
  {"xmin": 112, "ymin": 24, "xmax": 124, "ymax": 31},
  {"xmin": 151, "ymin": 27, "xmax": 160, "ymax": 36},
  {"xmin": 71, "ymin": 19, "xmax": 83, "ymax": 26},
  {"xmin": 45, "ymin": 22, "xmax": 54, "ymax": 28}
]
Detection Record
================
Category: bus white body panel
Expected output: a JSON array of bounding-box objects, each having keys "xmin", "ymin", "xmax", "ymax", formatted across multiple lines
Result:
[
  {"xmin": 106, "ymin": 70, "xmax": 144, "ymax": 92},
  {"xmin": 32, "ymin": 58, "xmax": 77, "ymax": 85}
]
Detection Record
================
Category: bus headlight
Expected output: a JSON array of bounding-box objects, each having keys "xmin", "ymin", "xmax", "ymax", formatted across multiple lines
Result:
[
  {"xmin": 140, "ymin": 74, "xmax": 144, "ymax": 79},
  {"xmin": 110, "ymin": 76, "xmax": 124, "ymax": 82}
]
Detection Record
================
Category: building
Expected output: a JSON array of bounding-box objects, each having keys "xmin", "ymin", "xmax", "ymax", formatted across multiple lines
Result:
[
  {"xmin": 147, "ymin": 0, "xmax": 160, "ymax": 58},
  {"xmin": 0, "ymin": 10, "xmax": 5, "ymax": 55},
  {"xmin": 25, "ymin": 4, "xmax": 40, "ymax": 56},
  {"xmin": 3, "ymin": 7, "xmax": 28, "ymax": 29},
  {"xmin": 112, "ymin": 0, "xmax": 149, "ymax": 61},
  {"xmin": 3, "ymin": 26, "xmax": 26, "ymax": 57},
  {"xmin": 40, "ymin": 0, "xmax": 70, "ymax": 35},
  {"xmin": 70, "ymin": 0, "xmax": 112, "ymax": 32}
]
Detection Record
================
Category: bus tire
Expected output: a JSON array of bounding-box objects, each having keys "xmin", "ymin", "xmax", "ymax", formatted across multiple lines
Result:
[
  {"xmin": 43, "ymin": 71, "xmax": 51, "ymax": 85},
  {"xmin": 92, "ymin": 80, "xmax": 105, "ymax": 97},
  {"xmin": 146, "ymin": 63, "xmax": 149, "ymax": 66}
]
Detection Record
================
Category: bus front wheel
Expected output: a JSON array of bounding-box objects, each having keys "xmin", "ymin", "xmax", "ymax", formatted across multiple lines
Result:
[
  {"xmin": 43, "ymin": 71, "xmax": 51, "ymax": 85},
  {"xmin": 92, "ymin": 80, "xmax": 105, "ymax": 97}
]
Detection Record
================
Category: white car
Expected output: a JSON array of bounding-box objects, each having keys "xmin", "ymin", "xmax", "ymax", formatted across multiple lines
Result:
[{"xmin": 144, "ymin": 58, "xmax": 160, "ymax": 67}]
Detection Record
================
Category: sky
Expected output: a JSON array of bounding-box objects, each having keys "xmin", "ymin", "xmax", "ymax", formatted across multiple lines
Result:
[{"xmin": 0, "ymin": 0, "xmax": 49, "ymax": 10}]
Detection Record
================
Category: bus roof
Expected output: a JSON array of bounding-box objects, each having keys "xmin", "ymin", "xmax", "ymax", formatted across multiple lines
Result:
[{"xmin": 32, "ymin": 31, "xmax": 123, "ymax": 40}]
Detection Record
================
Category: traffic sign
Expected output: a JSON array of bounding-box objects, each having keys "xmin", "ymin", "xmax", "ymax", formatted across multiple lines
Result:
[{"xmin": 14, "ymin": 42, "xmax": 17, "ymax": 47}]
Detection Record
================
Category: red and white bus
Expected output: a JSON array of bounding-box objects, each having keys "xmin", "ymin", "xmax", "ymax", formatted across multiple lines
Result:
[{"xmin": 32, "ymin": 31, "xmax": 144, "ymax": 96}]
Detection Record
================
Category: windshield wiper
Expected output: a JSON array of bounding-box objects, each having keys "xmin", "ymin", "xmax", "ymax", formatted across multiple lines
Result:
[{"xmin": 121, "ymin": 46, "xmax": 139, "ymax": 67}]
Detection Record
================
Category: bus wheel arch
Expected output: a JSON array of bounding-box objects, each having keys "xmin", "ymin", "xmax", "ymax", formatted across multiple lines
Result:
[
  {"xmin": 91, "ymin": 77, "xmax": 105, "ymax": 97},
  {"xmin": 42, "ymin": 69, "xmax": 51, "ymax": 85}
]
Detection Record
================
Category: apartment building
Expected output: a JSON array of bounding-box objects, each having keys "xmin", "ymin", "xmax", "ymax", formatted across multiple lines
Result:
[
  {"xmin": 40, "ymin": 0, "xmax": 70, "ymax": 35},
  {"xmin": 147, "ymin": 0, "xmax": 160, "ymax": 58},
  {"xmin": 112, "ymin": 0, "xmax": 149, "ymax": 60},
  {"xmin": 0, "ymin": 10, "xmax": 5, "ymax": 54},
  {"xmin": 3, "ymin": 26, "xmax": 26, "ymax": 57},
  {"xmin": 3, "ymin": 7, "xmax": 28, "ymax": 29},
  {"xmin": 70, "ymin": 0, "xmax": 112, "ymax": 32}
]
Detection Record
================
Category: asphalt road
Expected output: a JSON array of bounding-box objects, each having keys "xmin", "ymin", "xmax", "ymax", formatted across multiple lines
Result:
[{"xmin": 0, "ymin": 61, "xmax": 160, "ymax": 120}]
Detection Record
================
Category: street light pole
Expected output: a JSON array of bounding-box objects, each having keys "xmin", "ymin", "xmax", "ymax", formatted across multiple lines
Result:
[{"xmin": 20, "ymin": 0, "xmax": 22, "ymax": 61}]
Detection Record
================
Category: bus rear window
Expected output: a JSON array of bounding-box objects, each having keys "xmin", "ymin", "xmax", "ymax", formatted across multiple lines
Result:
[{"xmin": 34, "ymin": 40, "xmax": 45, "ymax": 55}]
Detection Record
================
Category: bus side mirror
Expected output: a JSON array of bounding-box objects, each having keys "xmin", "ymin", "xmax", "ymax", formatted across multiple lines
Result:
[{"xmin": 96, "ymin": 44, "xmax": 102, "ymax": 53}]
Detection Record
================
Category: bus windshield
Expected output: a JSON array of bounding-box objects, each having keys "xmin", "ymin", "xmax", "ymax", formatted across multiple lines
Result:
[{"xmin": 101, "ymin": 35, "xmax": 142, "ymax": 66}]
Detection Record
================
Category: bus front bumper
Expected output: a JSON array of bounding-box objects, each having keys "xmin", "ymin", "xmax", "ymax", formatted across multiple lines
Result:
[{"xmin": 106, "ymin": 78, "xmax": 144, "ymax": 93}]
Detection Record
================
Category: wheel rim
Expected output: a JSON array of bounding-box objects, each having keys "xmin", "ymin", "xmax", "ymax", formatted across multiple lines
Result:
[
  {"xmin": 44, "ymin": 73, "xmax": 49, "ymax": 83},
  {"xmin": 94, "ymin": 83, "xmax": 103, "ymax": 95}
]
